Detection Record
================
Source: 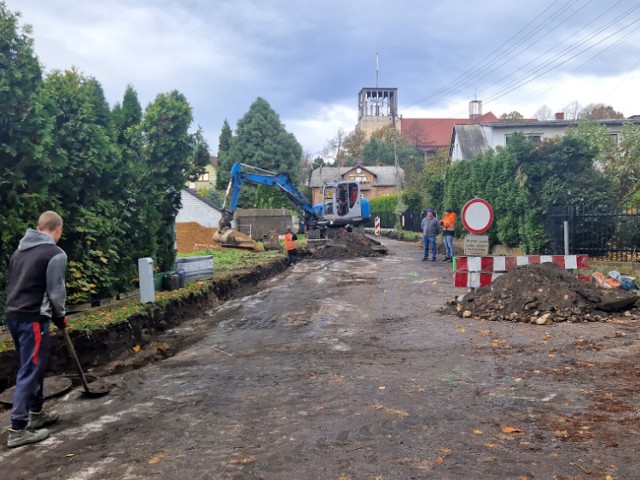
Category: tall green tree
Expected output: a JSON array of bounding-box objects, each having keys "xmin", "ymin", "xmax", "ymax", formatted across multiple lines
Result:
[
  {"xmin": 218, "ymin": 119, "xmax": 232, "ymax": 153},
  {"xmin": 215, "ymin": 119, "xmax": 233, "ymax": 190},
  {"xmin": 112, "ymin": 84, "xmax": 143, "ymax": 145},
  {"xmin": 227, "ymin": 97, "xmax": 301, "ymax": 174},
  {"xmin": 142, "ymin": 90, "xmax": 209, "ymax": 270},
  {"xmin": 111, "ymin": 84, "xmax": 160, "ymax": 283},
  {"xmin": 221, "ymin": 97, "xmax": 302, "ymax": 209},
  {"xmin": 42, "ymin": 69, "xmax": 124, "ymax": 303},
  {"xmin": 0, "ymin": 3, "xmax": 51, "ymax": 316}
]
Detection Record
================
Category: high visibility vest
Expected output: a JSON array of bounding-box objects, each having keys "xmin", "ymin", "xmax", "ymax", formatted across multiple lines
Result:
[
  {"xmin": 442, "ymin": 212, "xmax": 456, "ymax": 230},
  {"xmin": 284, "ymin": 233, "xmax": 297, "ymax": 251}
]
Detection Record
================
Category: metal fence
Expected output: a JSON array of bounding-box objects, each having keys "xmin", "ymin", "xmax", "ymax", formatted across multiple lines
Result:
[
  {"xmin": 364, "ymin": 210, "xmax": 424, "ymax": 231},
  {"xmin": 364, "ymin": 211, "xmax": 396, "ymax": 229},
  {"xmin": 402, "ymin": 210, "xmax": 424, "ymax": 232},
  {"xmin": 546, "ymin": 205, "xmax": 640, "ymax": 262}
]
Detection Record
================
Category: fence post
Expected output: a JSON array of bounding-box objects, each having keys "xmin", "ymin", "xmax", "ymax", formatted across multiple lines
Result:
[{"xmin": 563, "ymin": 220, "xmax": 569, "ymax": 256}]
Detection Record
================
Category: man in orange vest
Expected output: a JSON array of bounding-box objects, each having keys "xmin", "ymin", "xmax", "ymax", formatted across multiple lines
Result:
[
  {"xmin": 440, "ymin": 208, "xmax": 456, "ymax": 262},
  {"xmin": 284, "ymin": 226, "xmax": 298, "ymax": 266}
]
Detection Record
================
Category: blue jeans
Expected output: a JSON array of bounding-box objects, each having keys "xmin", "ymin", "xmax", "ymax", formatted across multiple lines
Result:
[
  {"xmin": 444, "ymin": 234, "xmax": 454, "ymax": 258},
  {"xmin": 7, "ymin": 319, "xmax": 50, "ymax": 430},
  {"xmin": 423, "ymin": 235, "xmax": 436, "ymax": 259}
]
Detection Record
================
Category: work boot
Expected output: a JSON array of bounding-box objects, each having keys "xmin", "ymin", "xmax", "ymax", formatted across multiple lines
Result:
[
  {"xmin": 442, "ymin": 257, "xmax": 450, "ymax": 262},
  {"xmin": 7, "ymin": 426, "xmax": 50, "ymax": 448},
  {"xmin": 28, "ymin": 409, "xmax": 59, "ymax": 429}
]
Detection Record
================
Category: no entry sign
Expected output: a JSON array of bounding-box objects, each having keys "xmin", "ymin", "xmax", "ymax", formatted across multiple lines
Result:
[{"xmin": 461, "ymin": 198, "xmax": 493, "ymax": 234}]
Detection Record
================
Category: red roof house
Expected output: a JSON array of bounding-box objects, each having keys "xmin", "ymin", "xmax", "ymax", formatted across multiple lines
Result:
[{"xmin": 400, "ymin": 112, "xmax": 499, "ymax": 156}]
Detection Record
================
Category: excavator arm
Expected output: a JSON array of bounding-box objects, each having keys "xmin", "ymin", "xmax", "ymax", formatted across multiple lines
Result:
[{"xmin": 220, "ymin": 162, "xmax": 322, "ymax": 231}]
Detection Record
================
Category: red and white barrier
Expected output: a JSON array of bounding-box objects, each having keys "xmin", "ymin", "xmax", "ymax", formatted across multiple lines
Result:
[
  {"xmin": 454, "ymin": 272, "xmax": 504, "ymax": 288},
  {"xmin": 454, "ymin": 255, "xmax": 589, "ymax": 288},
  {"xmin": 374, "ymin": 216, "xmax": 381, "ymax": 236},
  {"xmin": 455, "ymin": 255, "xmax": 588, "ymax": 273}
]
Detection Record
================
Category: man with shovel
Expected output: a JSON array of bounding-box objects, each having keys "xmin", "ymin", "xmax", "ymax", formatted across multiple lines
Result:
[{"xmin": 5, "ymin": 211, "xmax": 67, "ymax": 448}]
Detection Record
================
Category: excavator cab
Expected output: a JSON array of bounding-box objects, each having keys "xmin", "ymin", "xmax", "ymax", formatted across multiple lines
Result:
[{"xmin": 319, "ymin": 181, "xmax": 366, "ymax": 227}]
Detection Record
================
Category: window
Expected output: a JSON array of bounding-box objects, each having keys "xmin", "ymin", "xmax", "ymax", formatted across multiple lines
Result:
[
  {"xmin": 610, "ymin": 133, "xmax": 619, "ymax": 145},
  {"xmin": 348, "ymin": 182, "xmax": 358, "ymax": 208},
  {"xmin": 505, "ymin": 134, "xmax": 542, "ymax": 146},
  {"xmin": 188, "ymin": 181, "xmax": 196, "ymax": 189},
  {"xmin": 198, "ymin": 172, "xmax": 210, "ymax": 181},
  {"xmin": 349, "ymin": 174, "xmax": 368, "ymax": 183}
]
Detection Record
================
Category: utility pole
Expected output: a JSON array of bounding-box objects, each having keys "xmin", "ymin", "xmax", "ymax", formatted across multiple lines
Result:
[{"xmin": 392, "ymin": 112, "xmax": 401, "ymax": 229}]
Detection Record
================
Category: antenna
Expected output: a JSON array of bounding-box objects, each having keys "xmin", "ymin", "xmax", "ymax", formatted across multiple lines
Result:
[{"xmin": 376, "ymin": 51, "xmax": 379, "ymax": 88}]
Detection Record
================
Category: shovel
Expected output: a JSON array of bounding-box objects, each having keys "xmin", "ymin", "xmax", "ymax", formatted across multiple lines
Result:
[{"xmin": 60, "ymin": 326, "xmax": 111, "ymax": 398}]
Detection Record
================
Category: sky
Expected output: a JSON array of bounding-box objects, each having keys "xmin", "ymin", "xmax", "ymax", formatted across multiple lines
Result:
[{"xmin": 7, "ymin": 0, "xmax": 640, "ymax": 157}]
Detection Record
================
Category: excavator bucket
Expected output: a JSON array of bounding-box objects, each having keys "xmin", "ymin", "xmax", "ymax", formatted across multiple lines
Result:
[{"xmin": 212, "ymin": 228, "xmax": 257, "ymax": 250}]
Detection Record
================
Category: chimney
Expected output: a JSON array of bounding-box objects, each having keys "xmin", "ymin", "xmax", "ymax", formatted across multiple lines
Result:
[{"xmin": 554, "ymin": 112, "xmax": 565, "ymax": 120}]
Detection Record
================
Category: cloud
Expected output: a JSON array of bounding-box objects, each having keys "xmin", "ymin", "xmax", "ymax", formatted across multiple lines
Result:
[
  {"xmin": 7, "ymin": 0, "xmax": 640, "ymax": 160},
  {"xmin": 284, "ymin": 103, "xmax": 357, "ymax": 157}
]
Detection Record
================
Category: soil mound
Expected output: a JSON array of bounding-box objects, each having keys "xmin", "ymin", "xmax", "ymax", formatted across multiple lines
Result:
[
  {"xmin": 453, "ymin": 263, "xmax": 638, "ymax": 323},
  {"xmin": 307, "ymin": 232, "xmax": 387, "ymax": 260},
  {"xmin": 176, "ymin": 222, "xmax": 222, "ymax": 253}
]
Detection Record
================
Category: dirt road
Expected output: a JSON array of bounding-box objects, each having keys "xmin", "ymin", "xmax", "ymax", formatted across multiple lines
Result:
[{"xmin": 2, "ymin": 239, "xmax": 640, "ymax": 479}]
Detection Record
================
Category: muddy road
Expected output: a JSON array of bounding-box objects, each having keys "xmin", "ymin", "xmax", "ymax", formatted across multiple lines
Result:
[{"xmin": 2, "ymin": 239, "xmax": 640, "ymax": 479}]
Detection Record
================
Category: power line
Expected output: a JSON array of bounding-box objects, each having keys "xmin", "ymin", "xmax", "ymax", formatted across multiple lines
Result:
[
  {"xmin": 407, "ymin": 0, "xmax": 640, "ymax": 118},
  {"xmin": 511, "ymin": 17, "xmax": 640, "ymax": 111},
  {"xmin": 481, "ymin": 13, "xmax": 640, "ymax": 106},
  {"xmin": 401, "ymin": 2, "xmax": 640, "ymax": 124},
  {"xmin": 406, "ymin": 0, "xmax": 582, "ymax": 109}
]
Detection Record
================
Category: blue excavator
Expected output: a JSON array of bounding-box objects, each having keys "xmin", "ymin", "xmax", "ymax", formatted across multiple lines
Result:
[{"xmin": 214, "ymin": 162, "xmax": 371, "ymax": 246}]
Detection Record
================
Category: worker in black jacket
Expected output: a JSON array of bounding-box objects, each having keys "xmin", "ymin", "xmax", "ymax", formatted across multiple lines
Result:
[{"xmin": 5, "ymin": 211, "xmax": 67, "ymax": 448}]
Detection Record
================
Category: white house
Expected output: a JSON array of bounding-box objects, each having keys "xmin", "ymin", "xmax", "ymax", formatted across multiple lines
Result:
[
  {"xmin": 450, "ymin": 117, "xmax": 640, "ymax": 161},
  {"xmin": 175, "ymin": 189, "xmax": 221, "ymax": 228}
]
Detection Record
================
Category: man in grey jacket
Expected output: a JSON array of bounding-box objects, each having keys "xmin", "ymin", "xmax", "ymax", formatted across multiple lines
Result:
[
  {"xmin": 5, "ymin": 211, "xmax": 67, "ymax": 448},
  {"xmin": 421, "ymin": 208, "xmax": 440, "ymax": 261}
]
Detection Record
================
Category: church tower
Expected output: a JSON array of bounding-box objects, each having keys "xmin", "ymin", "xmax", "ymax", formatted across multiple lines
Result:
[
  {"xmin": 356, "ymin": 53, "xmax": 398, "ymax": 137},
  {"xmin": 356, "ymin": 87, "xmax": 398, "ymax": 137}
]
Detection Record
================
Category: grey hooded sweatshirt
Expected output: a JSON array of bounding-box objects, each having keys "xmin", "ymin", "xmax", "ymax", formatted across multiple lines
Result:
[{"xmin": 5, "ymin": 228, "xmax": 67, "ymax": 322}]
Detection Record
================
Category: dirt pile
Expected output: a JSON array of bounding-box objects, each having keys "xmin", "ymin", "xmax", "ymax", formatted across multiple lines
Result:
[
  {"xmin": 307, "ymin": 232, "xmax": 387, "ymax": 260},
  {"xmin": 453, "ymin": 263, "xmax": 638, "ymax": 323}
]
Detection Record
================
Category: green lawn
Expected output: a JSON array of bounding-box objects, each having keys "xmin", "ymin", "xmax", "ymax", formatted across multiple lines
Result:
[
  {"xmin": 180, "ymin": 244, "xmax": 285, "ymax": 271},
  {"xmin": 0, "ymin": 246, "xmax": 290, "ymax": 352}
]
